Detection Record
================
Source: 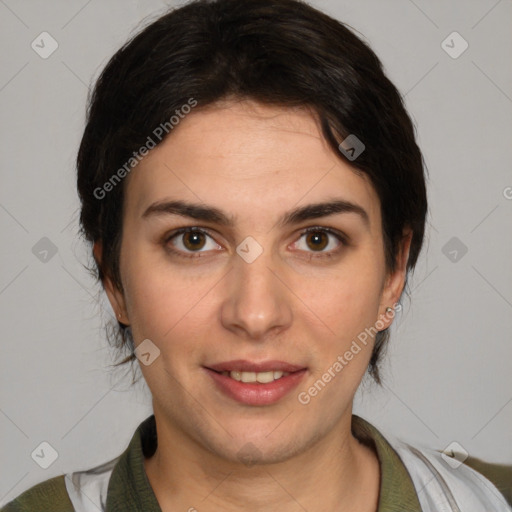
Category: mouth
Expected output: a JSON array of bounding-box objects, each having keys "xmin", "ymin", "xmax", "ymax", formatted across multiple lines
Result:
[{"xmin": 204, "ymin": 360, "xmax": 307, "ymax": 405}]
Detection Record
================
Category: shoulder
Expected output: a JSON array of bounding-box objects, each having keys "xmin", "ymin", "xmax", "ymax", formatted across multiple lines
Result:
[
  {"xmin": 1, "ymin": 475, "xmax": 75, "ymax": 512},
  {"xmin": 353, "ymin": 416, "xmax": 512, "ymax": 509},
  {"xmin": 389, "ymin": 439, "xmax": 512, "ymax": 510},
  {"xmin": 463, "ymin": 455, "xmax": 512, "ymax": 507}
]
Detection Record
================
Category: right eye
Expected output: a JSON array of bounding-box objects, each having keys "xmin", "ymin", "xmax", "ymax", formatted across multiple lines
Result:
[{"xmin": 164, "ymin": 227, "xmax": 222, "ymax": 258}]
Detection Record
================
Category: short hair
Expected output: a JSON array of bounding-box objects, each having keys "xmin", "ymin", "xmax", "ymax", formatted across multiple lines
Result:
[{"xmin": 77, "ymin": 0, "xmax": 428, "ymax": 384}]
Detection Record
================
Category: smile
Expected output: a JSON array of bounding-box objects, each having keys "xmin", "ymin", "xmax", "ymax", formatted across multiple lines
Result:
[
  {"xmin": 204, "ymin": 360, "xmax": 307, "ymax": 406},
  {"xmin": 220, "ymin": 370, "xmax": 290, "ymax": 383}
]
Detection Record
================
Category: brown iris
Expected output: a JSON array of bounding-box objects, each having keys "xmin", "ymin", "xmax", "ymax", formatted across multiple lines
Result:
[
  {"xmin": 182, "ymin": 230, "xmax": 207, "ymax": 251},
  {"xmin": 305, "ymin": 231, "xmax": 328, "ymax": 251}
]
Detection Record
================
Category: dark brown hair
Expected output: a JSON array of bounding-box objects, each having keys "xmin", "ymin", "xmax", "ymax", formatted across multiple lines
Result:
[{"xmin": 77, "ymin": 0, "xmax": 428, "ymax": 384}]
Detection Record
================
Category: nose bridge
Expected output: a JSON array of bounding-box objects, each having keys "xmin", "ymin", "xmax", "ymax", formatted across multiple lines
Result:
[{"xmin": 220, "ymin": 240, "xmax": 292, "ymax": 339}]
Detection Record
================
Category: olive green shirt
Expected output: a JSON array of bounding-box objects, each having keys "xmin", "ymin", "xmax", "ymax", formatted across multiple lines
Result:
[{"xmin": 2, "ymin": 414, "xmax": 511, "ymax": 511}]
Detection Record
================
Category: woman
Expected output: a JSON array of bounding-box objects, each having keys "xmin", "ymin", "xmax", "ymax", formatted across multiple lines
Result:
[{"xmin": 3, "ymin": 0, "xmax": 510, "ymax": 510}]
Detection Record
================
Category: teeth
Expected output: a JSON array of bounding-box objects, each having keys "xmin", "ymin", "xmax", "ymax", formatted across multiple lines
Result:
[
  {"xmin": 241, "ymin": 371, "xmax": 256, "ymax": 383},
  {"xmin": 256, "ymin": 371, "xmax": 274, "ymax": 383},
  {"xmin": 225, "ymin": 370, "xmax": 290, "ymax": 383}
]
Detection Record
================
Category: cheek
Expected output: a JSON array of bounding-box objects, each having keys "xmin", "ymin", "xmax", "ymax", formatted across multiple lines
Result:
[
  {"xmin": 120, "ymin": 245, "xmax": 176, "ymax": 335},
  {"xmin": 303, "ymin": 260, "xmax": 384, "ymax": 337},
  {"xmin": 120, "ymin": 246, "xmax": 217, "ymax": 349}
]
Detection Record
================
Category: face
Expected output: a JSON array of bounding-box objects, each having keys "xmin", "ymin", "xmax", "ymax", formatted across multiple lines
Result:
[{"xmin": 100, "ymin": 100, "xmax": 410, "ymax": 464}]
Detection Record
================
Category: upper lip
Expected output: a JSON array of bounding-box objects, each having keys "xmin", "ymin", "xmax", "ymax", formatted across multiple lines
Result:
[{"xmin": 206, "ymin": 360, "xmax": 306, "ymax": 373}]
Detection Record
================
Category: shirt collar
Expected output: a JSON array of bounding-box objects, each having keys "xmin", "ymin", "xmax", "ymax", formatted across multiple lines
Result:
[
  {"xmin": 106, "ymin": 414, "xmax": 160, "ymax": 511},
  {"xmin": 106, "ymin": 414, "xmax": 422, "ymax": 511},
  {"xmin": 351, "ymin": 415, "xmax": 422, "ymax": 511}
]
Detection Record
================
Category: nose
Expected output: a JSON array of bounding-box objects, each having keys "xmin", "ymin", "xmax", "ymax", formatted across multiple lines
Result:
[{"xmin": 220, "ymin": 246, "xmax": 293, "ymax": 341}]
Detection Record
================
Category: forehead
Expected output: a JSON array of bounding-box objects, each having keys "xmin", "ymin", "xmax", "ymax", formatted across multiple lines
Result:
[{"xmin": 123, "ymin": 100, "xmax": 381, "ymax": 230}]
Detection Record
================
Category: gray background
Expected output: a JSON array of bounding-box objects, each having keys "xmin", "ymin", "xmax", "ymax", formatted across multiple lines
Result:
[{"xmin": 1, "ymin": 0, "xmax": 511, "ymax": 505}]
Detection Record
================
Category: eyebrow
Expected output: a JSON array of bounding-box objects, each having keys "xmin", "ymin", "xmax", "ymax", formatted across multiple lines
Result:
[{"xmin": 141, "ymin": 198, "xmax": 370, "ymax": 228}]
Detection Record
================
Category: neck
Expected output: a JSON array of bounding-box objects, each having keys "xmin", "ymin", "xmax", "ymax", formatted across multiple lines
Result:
[{"xmin": 144, "ymin": 409, "xmax": 380, "ymax": 512}]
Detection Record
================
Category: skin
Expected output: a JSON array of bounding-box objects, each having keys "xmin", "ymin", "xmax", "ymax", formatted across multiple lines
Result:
[{"xmin": 95, "ymin": 99, "xmax": 412, "ymax": 512}]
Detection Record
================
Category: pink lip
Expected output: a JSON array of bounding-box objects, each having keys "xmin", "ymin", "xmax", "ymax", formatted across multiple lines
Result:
[
  {"xmin": 206, "ymin": 360, "xmax": 305, "ymax": 373},
  {"xmin": 204, "ymin": 361, "xmax": 307, "ymax": 406}
]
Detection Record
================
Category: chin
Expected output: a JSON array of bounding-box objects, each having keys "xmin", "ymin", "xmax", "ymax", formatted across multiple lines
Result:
[{"xmin": 196, "ymin": 419, "xmax": 322, "ymax": 467}]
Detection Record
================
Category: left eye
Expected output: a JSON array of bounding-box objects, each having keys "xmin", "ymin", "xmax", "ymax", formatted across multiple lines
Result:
[{"xmin": 293, "ymin": 228, "xmax": 345, "ymax": 254}]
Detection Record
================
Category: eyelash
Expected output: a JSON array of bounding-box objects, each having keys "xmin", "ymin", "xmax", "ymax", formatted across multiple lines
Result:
[{"xmin": 163, "ymin": 226, "xmax": 348, "ymax": 260}]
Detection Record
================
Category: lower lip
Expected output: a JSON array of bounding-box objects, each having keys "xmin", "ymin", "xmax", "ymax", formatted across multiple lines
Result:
[{"xmin": 204, "ymin": 368, "xmax": 307, "ymax": 406}]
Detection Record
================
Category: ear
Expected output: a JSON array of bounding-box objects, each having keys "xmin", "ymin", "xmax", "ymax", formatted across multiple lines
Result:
[
  {"xmin": 93, "ymin": 241, "xmax": 130, "ymax": 325},
  {"xmin": 376, "ymin": 229, "xmax": 413, "ymax": 330}
]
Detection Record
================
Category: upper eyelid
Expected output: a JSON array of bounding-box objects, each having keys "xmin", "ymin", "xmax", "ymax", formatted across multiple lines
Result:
[
  {"xmin": 165, "ymin": 226, "xmax": 221, "ymax": 244},
  {"xmin": 300, "ymin": 226, "xmax": 348, "ymax": 241}
]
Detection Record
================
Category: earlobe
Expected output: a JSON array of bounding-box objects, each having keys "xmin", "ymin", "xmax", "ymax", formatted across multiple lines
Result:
[
  {"xmin": 93, "ymin": 241, "xmax": 130, "ymax": 325},
  {"xmin": 378, "ymin": 229, "xmax": 413, "ymax": 330}
]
